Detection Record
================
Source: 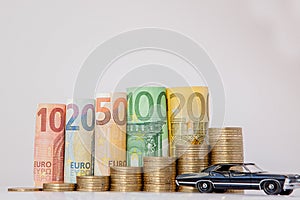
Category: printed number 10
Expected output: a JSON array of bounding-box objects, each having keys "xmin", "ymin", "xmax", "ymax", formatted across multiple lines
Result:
[{"xmin": 37, "ymin": 107, "xmax": 65, "ymax": 132}]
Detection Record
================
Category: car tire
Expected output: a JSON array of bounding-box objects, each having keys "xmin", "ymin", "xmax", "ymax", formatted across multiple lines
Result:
[
  {"xmin": 197, "ymin": 181, "xmax": 214, "ymax": 193},
  {"xmin": 262, "ymin": 180, "xmax": 282, "ymax": 195},
  {"xmin": 280, "ymin": 189, "xmax": 293, "ymax": 195}
]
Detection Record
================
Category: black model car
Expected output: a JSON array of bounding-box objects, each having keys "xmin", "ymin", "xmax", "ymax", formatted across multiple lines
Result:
[{"xmin": 175, "ymin": 163, "xmax": 300, "ymax": 195}]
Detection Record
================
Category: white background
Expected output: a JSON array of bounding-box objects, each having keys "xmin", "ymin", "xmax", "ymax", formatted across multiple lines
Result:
[{"xmin": 0, "ymin": 0, "xmax": 300, "ymax": 199}]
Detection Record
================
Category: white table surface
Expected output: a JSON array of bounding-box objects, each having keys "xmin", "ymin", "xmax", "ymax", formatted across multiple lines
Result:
[{"xmin": 1, "ymin": 188, "xmax": 300, "ymax": 200}]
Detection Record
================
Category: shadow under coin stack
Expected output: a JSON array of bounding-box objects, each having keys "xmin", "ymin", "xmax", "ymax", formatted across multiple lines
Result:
[
  {"xmin": 143, "ymin": 157, "xmax": 177, "ymax": 192},
  {"xmin": 209, "ymin": 127, "xmax": 244, "ymax": 193},
  {"xmin": 110, "ymin": 166, "xmax": 143, "ymax": 192},
  {"xmin": 176, "ymin": 144, "xmax": 209, "ymax": 192},
  {"xmin": 43, "ymin": 183, "xmax": 76, "ymax": 192},
  {"xmin": 76, "ymin": 176, "xmax": 109, "ymax": 192}
]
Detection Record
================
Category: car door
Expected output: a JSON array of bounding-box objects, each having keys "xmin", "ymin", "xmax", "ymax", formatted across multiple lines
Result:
[
  {"xmin": 229, "ymin": 166, "xmax": 252, "ymax": 189},
  {"xmin": 211, "ymin": 171, "xmax": 232, "ymax": 189}
]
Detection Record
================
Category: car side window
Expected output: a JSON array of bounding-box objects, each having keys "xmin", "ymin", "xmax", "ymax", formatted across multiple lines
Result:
[
  {"xmin": 229, "ymin": 166, "xmax": 247, "ymax": 173},
  {"xmin": 218, "ymin": 172, "xmax": 230, "ymax": 177}
]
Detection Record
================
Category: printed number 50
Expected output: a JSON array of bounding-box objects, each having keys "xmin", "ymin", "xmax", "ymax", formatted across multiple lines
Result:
[{"xmin": 96, "ymin": 97, "xmax": 126, "ymax": 126}]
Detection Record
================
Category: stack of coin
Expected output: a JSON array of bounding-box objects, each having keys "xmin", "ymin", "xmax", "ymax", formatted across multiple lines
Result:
[
  {"xmin": 209, "ymin": 127, "xmax": 244, "ymax": 164},
  {"xmin": 8, "ymin": 187, "xmax": 42, "ymax": 192},
  {"xmin": 209, "ymin": 127, "xmax": 244, "ymax": 194},
  {"xmin": 43, "ymin": 183, "xmax": 76, "ymax": 192},
  {"xmin": 177, "ymin": 186, "xmax": 198, "ymax": 193},
  {"xmin": 110, "ymin": 166, "xmax": 143, "ymax": 192},
  {"xmin": 76, "ymin": 176, "xmax": 109, "ymax": 192},
  {"xmin": 170, "ymin": 120, "xmax": 208, "ymax": 156},
  {"xmin": 176, "ymin": 143, "xmax": 209, "ymax": 192},
  {"xmin": 143, "ymin": 157, "xmax": 177, "ymax": 192}
]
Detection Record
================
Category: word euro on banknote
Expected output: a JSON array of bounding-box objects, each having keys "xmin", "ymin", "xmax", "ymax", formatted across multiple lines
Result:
[
  {"xmin": 94, "ymin": 93, "xmax": 127, "ymax": 175},
  {"xmin": 64, "ymin": 99, "xmax": 95, "ymax": 183},
  {"xmin": 34, "ymin": 104, "xmax": 66, "ymax": 187}
]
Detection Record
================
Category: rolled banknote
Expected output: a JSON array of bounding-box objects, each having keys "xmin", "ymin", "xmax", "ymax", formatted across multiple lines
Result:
[
  {"xmin": 94, "ymin": 93, "xmax": 127, "ymax": 176},
  {"xmin": 34, "ymin": 104, "xmax": 66, "ymax": 187},
  {"xmin": 64, "ymin": 99, "xmax": 95, "ymax": 183},
  {"xmin": 127, "ymin": 87, "xmax": 169, "ymax": 167},
  {"xmin": 166, "ymin": 87, "xmax": 209, "ymax": 157}
]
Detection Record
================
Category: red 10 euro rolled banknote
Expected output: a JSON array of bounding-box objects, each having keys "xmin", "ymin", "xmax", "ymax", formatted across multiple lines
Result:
[{"xmin": 33, "ymin": 104, "xmax": 66, "ymax": 187}]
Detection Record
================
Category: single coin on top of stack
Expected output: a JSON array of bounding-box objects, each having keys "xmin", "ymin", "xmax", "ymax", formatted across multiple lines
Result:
[
  {"xmin": 176, "ymin": 143, "xmax": 209, "ymax": 193},
  {"xmin": 8, "ymin": 187, "xmax": 42, "ymax": 192},
  {"xmin": 76, "ymin": 176, "xmax": 109, "ymax": 192},
  {"xmin": 43, "ymin": 183, "xmax": 76, "ymax": 192},
  {"xmin": 143, "ymin": 157, "xmax": 177, "ymax": 192},
  {"xmin": 209, "ymin": 127, "xmax": 244, "ymax": 194},
  {"xmin": 110, "ymin": 166, "xmax": 143, "ymax": 192}
]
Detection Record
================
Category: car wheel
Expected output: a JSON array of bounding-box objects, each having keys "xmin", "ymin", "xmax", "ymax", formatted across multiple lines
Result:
[
  {"xmin": 262, "ymin": 180, "xmax": 281, "ymax": 195},
  {"xmin": 197, "ymin": 181, "xmax": 214, "ymax": 193},
  {"xmin": 280, "ymin": 189, "xmax": 293, "ymax": 195}
]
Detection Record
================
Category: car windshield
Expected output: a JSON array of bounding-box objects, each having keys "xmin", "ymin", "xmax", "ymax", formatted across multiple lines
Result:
[{"xmin": 245, "ymin": 164, "xmax": 264, "ymax": 173}]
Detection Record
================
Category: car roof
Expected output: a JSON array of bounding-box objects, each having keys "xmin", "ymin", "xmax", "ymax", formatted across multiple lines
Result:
[
  {"xmin": 202, "ymin": 163, "xmax": 255, "ymax": 172},
  {"xmin": 215, "ymin": 163, "xmax": 254, "ymax": 166}
]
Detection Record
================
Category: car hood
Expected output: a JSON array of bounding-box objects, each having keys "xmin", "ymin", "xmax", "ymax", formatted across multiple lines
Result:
[
  {"xmin": 283, "ymin": 174, "xmax": 300, "ymax": 179},
  {"xmin": 176, "ymin": 172, "xmax": 209, "ymax": 179},
  {"xmin": 254, "ymin": 172, "xmax": 300, "ymax": 178}
]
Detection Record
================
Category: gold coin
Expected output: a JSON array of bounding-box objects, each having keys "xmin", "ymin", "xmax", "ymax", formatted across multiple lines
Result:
[
  {"xmin": 178, "ymin": 186, "xmax": 198, "ymax": 193},
  {"xmin": 110, "ymin": 188, "xmax": 142, "ymax": 192},
  {"xmin": 110, "ymin": 184, "xmax": 142, "ymax": 187},
  {"xmin": 110, "ymin": 186, "xmax": 142, "ymax": 189},
  {"xmin": 143, "ymin": 186, "xmax": 177, "ymax": 190},
  {"xmin": 8, "ymin": 187, "xmax": 42, "ymax": 192},
  {"xmin": 143, "ymin": 168, "xmax": 176, "ymax": 172},
  {"xmin": 143, "ymin": 179, "xmax": 176, "ymax": 183},
  {"xmin": 209, "ymin": 127, "xmax": 242, "ymax": 131},
  {"xmin": 111, "ymin": 166, "xmax": 142, "ymax": 171},
  {"xmin": 43, "ymin": 183, "xmax": 76, "ymax": 188},
  {"xmin": 111, "ymin": 177, "xmax": 142, "ymax": 180},
  {"xmin": 76, "ymin": 189, "xmax": 108, "ymax": 192},
  {"xmin": 143, "ymin": 156, "xmax": 177, "ymax": 162},
  {"xmin": 77, "ymin": 176, "xmax": 109, "ymax": 180},
  {"xmin": 43, "ymin": 189, "xmax": 75, "ymax": 192}
]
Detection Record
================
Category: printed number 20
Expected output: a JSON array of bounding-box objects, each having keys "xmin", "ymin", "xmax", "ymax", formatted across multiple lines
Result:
[
  {"xmin": 170, "ymin": 92, "xmax": 206, "ymax": 121},
  {"xmin": 66, "ymin": 104, "xmax": 95, "ymax": 131}
]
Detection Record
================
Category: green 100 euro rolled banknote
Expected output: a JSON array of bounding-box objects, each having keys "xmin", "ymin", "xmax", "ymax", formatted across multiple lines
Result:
[
  {"xmin": 94, "ymin": 93, "xmax": 127, "ymax": 176},
  {"xmin": 127, "ymin": 87, "xmax": 169, "ymax": 167},
  {"xmin": 166, "ymin": 86, "xmax": 209, "ymax": 157},
  {"xmin": 64, "ymin": 99, "xmax": 95, "ymax": 183},
  {"xmin": 34, "ymin": 104, "xmax": 66, "ymax": 187}
]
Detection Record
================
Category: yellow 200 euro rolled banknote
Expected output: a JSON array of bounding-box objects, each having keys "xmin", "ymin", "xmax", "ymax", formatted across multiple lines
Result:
[{"xmin": 166, "ymin": 87, "xmax": 209, "ymax": 157}]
